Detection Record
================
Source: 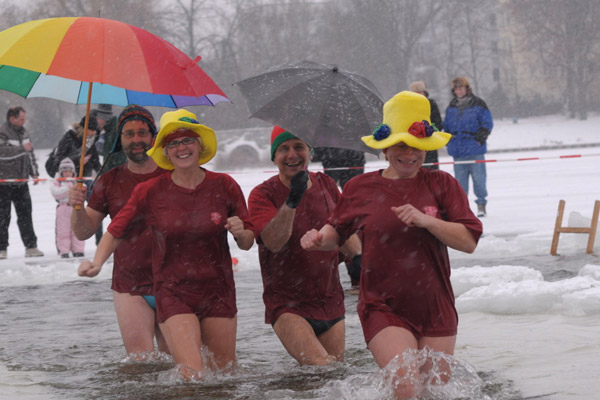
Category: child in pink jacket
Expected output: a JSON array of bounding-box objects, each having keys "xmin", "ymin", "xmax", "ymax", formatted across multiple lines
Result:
[{"xmin": 50, "ymin": 158, "xmax": 85, "ymax": 258}]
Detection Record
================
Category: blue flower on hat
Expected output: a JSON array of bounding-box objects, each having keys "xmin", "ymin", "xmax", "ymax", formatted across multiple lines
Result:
[{"xmin": 373, "ymin": 124, "xmax": 391, "ymax": 141}]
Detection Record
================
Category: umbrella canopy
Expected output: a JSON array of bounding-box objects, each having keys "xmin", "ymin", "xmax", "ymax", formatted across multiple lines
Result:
[
  {"xmin": 0, "ymin": 17, "xmax": 229, "ymax": 107},
  {"xmin": 0, "ymin": 16, "xmax": 229, "ymax": 182},
  {"xmin": 236, "ymin": 60, "xmax": 383, "ymax": 155}
]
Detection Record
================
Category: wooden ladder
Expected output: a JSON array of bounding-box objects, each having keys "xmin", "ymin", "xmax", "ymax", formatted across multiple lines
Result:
[{"xmin": 550, "ymin": 200, "xmax": 600, "ymax": 255}]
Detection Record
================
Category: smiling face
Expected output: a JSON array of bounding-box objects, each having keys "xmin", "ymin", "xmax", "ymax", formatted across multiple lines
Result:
[
  {"xmin": 164, "ymin": 130, "xmax": 202, "ymax": 170},
  {"xmin": 121, "ymin": 120, "xmax": 153, "ymax": 164},
  {"xmin": 273, "ymin": 138, "xmax": 311, "ymax": 184},
  {"xmin": 383, "ymin": 142, "xmax": 425, "ymax": 179}
]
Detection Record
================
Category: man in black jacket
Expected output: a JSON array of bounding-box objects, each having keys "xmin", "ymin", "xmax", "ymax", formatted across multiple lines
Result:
[{"xmin": 0, "ymin": 106, "xmax": 44, "ymax": 259}]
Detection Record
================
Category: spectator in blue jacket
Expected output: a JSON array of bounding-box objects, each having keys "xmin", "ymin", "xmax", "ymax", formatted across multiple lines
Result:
[{"xmin": 443, "ymin": 77, "xmax": 493, "ymax": 217}]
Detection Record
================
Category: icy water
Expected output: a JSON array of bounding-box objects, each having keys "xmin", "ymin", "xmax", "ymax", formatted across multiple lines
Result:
[
  {"xmin": 1, "ymin": 260, "xmax": 523, "ymax": 400},
  {"xmin": 3, "ymin": 251, "xmax": 599, "ymax": 399}
]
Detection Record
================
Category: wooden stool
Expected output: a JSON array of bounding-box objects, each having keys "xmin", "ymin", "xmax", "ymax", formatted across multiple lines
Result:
[{"xmin": 550, "ymin": 200, "xmax": 600, "ymax": 255}]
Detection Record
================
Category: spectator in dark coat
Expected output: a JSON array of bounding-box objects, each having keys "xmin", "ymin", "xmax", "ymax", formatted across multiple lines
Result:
[
  {"xmin": 0, "ymin": 106, "xmax": 44, "ymax": 259},
  {"xmin": 409, "ymin": 81, "xmax": 443, "ymax": 170},
  {"xmin": 312, "ymin": 147, "xmax": 365, "ymax": 190},
  {"xmin": 55, "ymin": 116, "xmax": 101, "ymax": 199}
]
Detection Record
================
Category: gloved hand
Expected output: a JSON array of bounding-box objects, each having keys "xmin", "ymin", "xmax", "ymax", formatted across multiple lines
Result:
[
  {"xmin": 286, "ymin": 170, "xmax": 309, "ymax": 209},
  {"xmin": 474, "ymin": 128, "xmax": 490, "ymax": 145}
]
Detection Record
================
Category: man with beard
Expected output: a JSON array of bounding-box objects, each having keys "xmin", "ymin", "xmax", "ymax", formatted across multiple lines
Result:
[{"xmin": 68, "ymin": 105, "xmax": 169, "ymax": 358}]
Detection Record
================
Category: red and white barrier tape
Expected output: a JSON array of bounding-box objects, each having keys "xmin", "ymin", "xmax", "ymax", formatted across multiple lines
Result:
[{"xmin": 1, "ymin": 152, "xmax": 598, "ymax": 183}]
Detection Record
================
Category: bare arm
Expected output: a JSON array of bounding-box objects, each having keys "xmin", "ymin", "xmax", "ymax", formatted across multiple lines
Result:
[
  {"xmin": 391, "ymin": 204, "xmax": 477, "ymax": 253},
  {"xmin": 300, "ymin": 224, "xmax": 340, "ymax": 252},
  {"xmin": 77, "ymin": 231, "xmax": 122, "ymax": 277},
  {"xmin": 225, "ymin": 216, "xmax": 255, "ymax": 250},
  {"xmin": 69, "ymin": 184, "xmax": 104, "ymax": 240},
  {"xmin": 259, "ymin": 203, "xmax": 296, "ymax": 252},
  {"xmin": 339, "ymin": 233, "xmax": 361, "ymax": 258}
]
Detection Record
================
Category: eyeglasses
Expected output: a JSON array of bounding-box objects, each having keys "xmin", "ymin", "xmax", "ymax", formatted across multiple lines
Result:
[
  {"xmin": 122, "ymin": 129, "xmax": 151, "ymax": 139},
  {"xmin": 165, "ymin": 136, "xmax": 198, "ymax": 149}
]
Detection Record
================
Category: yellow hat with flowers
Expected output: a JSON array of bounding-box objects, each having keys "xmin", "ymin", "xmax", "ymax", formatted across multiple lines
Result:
[{"xmin": 361, "ymin": 91, "xmax": 451, "ymax": 151}]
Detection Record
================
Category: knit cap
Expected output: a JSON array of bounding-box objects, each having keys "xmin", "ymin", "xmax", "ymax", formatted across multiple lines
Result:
[
  {"xmin": 270, "ymin": 126, "xmax": 298, "ymax": 161},
  {"xmin": 58, "ymin": 157, "xmax": 75, "ymax": 173}
]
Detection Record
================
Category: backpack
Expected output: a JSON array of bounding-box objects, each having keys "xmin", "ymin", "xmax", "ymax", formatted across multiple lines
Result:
[{"xmin": 45, "ymin": 147, "xmax": 59, "ymax": 177}]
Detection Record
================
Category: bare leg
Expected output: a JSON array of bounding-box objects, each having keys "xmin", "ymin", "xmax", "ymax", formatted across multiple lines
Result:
[
  {"xmin": 316, "ymin": 319, "xmax": 345, "ymax": 361},
  {"xmin": 419, "ymin": 335, "xmax": 456, "ymax": 384},
  {"xmin": 159, "ymin": 313, "xmax": 203, "ymax": 379},
  {"xmin": 272, "ymin": 313, "xmax": 337, "ymax": 365},
  {"xmin": 113, "ymin": 292, "xmax": 157, "ymax": 359},
  {"xmin": 155, "ymin": 323, "xmax": 170, "ymax": 354},
  {"xmin": 368, "ymin": 326, "xmax": 420, "ymax": 399},
  {"xmin": 199, "ymin": 316, "xmax": 238, "ymax": 371}
]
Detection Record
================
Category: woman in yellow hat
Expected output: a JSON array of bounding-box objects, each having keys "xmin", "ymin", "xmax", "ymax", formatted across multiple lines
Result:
[
  {"xmin": 301, "ymin": 91, "xmax": 483, "ymax": 399},
  {"xmin": 82, "ymin": 109, "xmax": 254, "ymax": 380}
]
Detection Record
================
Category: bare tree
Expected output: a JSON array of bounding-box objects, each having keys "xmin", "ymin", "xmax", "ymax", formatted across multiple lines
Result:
[
  {"xmin": 317, "ymin": 0, "xmax": 445, "ymax": 100},
  {"xmin": 508, "ymin": 0, "xmax": 600, "ymax": 119}
]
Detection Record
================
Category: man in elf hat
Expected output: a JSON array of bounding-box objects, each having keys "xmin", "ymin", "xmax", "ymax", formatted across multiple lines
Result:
[
  {"xmin": 301, "ymin": 91, "xmax": 482, "ymax": 398},
  {"xmin": 69, "ymin": 104, "xmax": 170, "ymax": 358},
  {"xmin": 246, "ymin": 126, "xmax": 361, "ymax": 366},
  {"xmin": 81, "ymin": 109, "xmax": 253, "ymax": 379}
]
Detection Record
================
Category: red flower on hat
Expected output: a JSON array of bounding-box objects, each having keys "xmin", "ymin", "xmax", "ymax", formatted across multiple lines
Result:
[{"xmin": 408, "ymin": 120, "xmax": 434, "ymax": 138}]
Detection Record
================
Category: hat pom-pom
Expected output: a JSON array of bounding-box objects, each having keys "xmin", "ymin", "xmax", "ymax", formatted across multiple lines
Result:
[{"xmin": 373, "ymin": 124, "xmax": 391, "ymax": 141}]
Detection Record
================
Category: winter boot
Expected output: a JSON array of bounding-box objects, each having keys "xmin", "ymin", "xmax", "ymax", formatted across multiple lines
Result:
[
  {"xmin": 0, "ymin": 250, "xmax": 6, "ymax": 260},
  {"xmin": 477, "ymin": 203, "xmax": 487, "ymax": 218},
  {"xmin": 25, "ymin": 247, "xmax": 44, "ymax": 257}
]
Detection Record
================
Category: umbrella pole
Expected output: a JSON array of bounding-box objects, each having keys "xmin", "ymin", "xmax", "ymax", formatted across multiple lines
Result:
[{"xmin": 74, "ymin": 82, "xmax": 93, "ymax": 210}]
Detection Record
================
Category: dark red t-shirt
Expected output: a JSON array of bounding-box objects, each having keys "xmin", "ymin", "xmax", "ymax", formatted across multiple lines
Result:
[
  {"xmin": 247, "ymin": 172, "xmax": 345, "ymax": 324},
  {"xmin": 87, "ymin": 164, "xmax": 166, "ymax": 295},
  {"xmin": 330, "ymin": 168, "xmax": 483, "ymax": 342},
  {"xmin": 107, "ymin": 170, "xmax": 248, "ymax": 323}
]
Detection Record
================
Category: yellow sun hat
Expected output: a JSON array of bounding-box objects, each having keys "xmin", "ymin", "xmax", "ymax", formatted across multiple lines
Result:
[
  {"xmin": 147, "ymin": 109, "xmax": 217, "ymax": 170},
  {"xmin": 361, "ymin": 91, "xmax": 451, "ymax": 151}
]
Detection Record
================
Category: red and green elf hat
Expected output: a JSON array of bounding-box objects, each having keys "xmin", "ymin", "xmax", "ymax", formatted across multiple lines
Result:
[{"xmin": 270, "ymin": 126, "xmax": 298, "ymax": 161}]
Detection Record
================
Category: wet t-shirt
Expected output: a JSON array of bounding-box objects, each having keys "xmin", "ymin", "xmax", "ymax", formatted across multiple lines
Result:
[
  {"xmin": 107, "ymin": 170, "xmax": 248, "ymax": 323},
  {"xmin": 88, "ymin": 164, "xmax": 166, "ymax": 295},
  {"xmin": 247, "ymin": 172, "xmax": 345, "ymax": 324},
  {"xmin": 330, "ymin": 169, "xmax": 483, "ymax": 342}
]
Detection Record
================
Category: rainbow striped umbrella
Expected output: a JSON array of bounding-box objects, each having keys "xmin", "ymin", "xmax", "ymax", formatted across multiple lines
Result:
[
  {"xmin": 0, "ymin": 17, "xmax": 229, "ymax": 108},
  {"xmin": 0, "ymin": 17, "xmax": 228, "ymax": 181}
]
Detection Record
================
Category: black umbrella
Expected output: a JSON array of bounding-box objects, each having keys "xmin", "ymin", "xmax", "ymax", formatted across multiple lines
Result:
[{"xmin": 236, "ymin": 60, "xmax": 383, "ymax": 155}]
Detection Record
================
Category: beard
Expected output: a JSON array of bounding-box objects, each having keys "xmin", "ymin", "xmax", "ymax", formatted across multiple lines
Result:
[{"xmin": 124, "ymin": 142, "xmax": 151, "ymax": 164}]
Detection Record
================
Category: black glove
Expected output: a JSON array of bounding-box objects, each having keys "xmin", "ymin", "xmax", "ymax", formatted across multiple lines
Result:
[
  {"xmin": 286, "ymin": 170, "xmax": 309, "ymax": 209},
  {"xmin": 474, "ymin": 128, "xmax": 490, "ymax": 145}
]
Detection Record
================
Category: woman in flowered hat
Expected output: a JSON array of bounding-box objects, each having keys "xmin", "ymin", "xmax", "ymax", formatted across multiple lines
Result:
[
  {"xmin": 301, "ymin": 91, "xmax": 483, "ymax": 399},
  {"xmin": 83, "ymin": 109, "xmax": 254, "ymax": 379}
]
